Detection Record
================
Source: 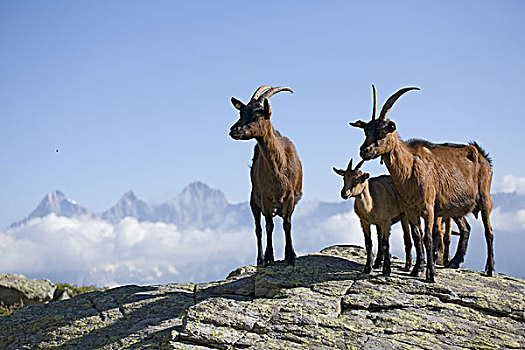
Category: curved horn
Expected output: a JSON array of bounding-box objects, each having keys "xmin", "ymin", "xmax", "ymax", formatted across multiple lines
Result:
[
  {"xmin": 346, "ymin": 158, "xmax": 353, "ymax": 171},
  {"xmin": 354, "ymin": 159, "xmax": 365, "ymax": 171},
  {"xmin": 259, "ymin": 86, "xmax": 294, "ymax": 101},
  {"xmin": 371, "ymin": 85, "xmax": 378, "ymax": 120},
  {"xmin": 379, "ymin": 87, "xmax": 420, "ymax": 120},
  {"xmin": 251, "ymin": 85, "xmax": 272, "ymax": 101}
]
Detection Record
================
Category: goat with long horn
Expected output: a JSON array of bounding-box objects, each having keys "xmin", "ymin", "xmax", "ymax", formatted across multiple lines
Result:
[
  {"xmin": 229, "ymin": 85, "xmax": 302, "ymax": 266},
  {"xmin": 350, "ymin": 85, "xmax": 494, "ymax": 282}
]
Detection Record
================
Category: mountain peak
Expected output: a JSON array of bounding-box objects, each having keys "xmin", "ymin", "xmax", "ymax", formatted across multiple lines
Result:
[
  {"xmin": 101, "ymin": 191, "xmax": 150, "ymax": 223},
  {"xmin": 181, "ymin": 181, "xmax": 212, "ymax": 194},
  {"xmin": 9, "ymin": 190, "xmax": 90, "ymax": 228},
  {"xmin": 122, "ymin": 191, "xmax": 138, "ymax": 201}
]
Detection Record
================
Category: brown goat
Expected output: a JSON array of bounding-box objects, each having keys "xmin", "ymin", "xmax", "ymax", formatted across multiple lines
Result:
[
  {"xmin": 333, "ymin": 158, "xmax": 415, "ymax": 275},
  {"xmin": 350, "ymin": 85, "xmax": 494, "ymax": 282},
  {"xmin": 229, "ymin": 85, "xmax": 303, "ymax": 266}
]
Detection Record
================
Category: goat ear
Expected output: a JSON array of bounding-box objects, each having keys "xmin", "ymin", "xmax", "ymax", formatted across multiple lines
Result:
[
  {"xmin": 333, "ymin": 167, "xmax": 345, "ymax": 176},
  {"xmin": 231, "ymin": 97, "xmax": 245, "ymax": 110},
  {"xmin": 263, "ymin": 98, "xmax": 272, "ymax": 118},
  {"xmin": 350, "ymin": 120, "xmax": 366, "ymax": 129},
  {"xmin": 385, "ymin": 121, "xmax": 396, "ymax": 133}
]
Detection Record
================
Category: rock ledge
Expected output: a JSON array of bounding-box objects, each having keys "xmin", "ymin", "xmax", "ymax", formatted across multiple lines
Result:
[{"xmin": 1, "ymin": 245, "xmax": 524, "ymax": 349}]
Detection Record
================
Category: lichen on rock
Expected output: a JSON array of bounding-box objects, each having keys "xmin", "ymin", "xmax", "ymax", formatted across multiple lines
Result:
[{"xmin": 1, "ymin": 245, "xmax": 524, "ymax": 349}]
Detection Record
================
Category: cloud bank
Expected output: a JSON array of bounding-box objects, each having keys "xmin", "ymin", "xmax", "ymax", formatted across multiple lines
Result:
[
  {"xmin": 493, "ymin": 175, "xmax": 525, "ymax": 195},
  {"xmin": 0, "ymin": 211, "xmax": 369, "ymax": 287},
  {"xmin": 1, "ymin": 201, "xmax": 523, "ymax": 287},
  {"xmin": 0, "ymin": 215, "xmax": 253, "ymax": 287}
]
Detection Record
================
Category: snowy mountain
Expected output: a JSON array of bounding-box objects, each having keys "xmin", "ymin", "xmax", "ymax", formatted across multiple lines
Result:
[
  {"xmin": 5, "ymin": 183, "xmax": 525, "ymax": 284},
  {"xmin": 101, "ymin": 191, "xmax": 152, "ymax": 223},
  {"xmin": 152, "ymin": 182, "xmax": 233, "ymax": 229},
  {"xmin": 10, "ymin": 190, "xmax": 91, "ymax": 228},
  {"xmin": 9, "ymin": 183, "xmax": 252, "ymax": 230},
  {"xmin": 9, "ymin": 184, "xmax": 525, "ymax": 232}
]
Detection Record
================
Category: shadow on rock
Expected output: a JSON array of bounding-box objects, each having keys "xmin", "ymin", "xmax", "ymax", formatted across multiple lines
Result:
[{"xmin": 0, "ymin": 246, "xmax": 371, "ymax": 349}]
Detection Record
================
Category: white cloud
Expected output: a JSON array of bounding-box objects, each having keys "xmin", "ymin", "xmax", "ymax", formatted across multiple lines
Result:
[
  {"xmin": 491, "ymin": 207, "xmax": 525, "ymax": 231},
  {"xmin": 0, "ymin": 214, "xmax": 254, "ymax": 287},
  {"xmin": 1, "ymin": 204, "xmax": 524, "ymax": 287},
  {"xmin": 493, "ymin": 175, "xmax": 525, "ymax": 194}
]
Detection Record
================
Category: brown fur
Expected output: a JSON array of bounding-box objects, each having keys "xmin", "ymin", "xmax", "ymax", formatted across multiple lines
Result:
[
  {"xmin": 351, "ymin": 86, "xmax": 494, "ymax": 282},
  {"xmin": 334, "ymin": 160, "xmax": 414, "ymax": 275},
  {"xmin": 230, "ymin": 86, "xmax": 302, "ymax": 266}
]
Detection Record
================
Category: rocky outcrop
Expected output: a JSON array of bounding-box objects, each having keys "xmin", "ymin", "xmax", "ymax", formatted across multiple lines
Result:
[
  {"xmin": 1, "ymin": 245, "xmax": 524, "ymax": 349},
  {"xmin": 0, "ymin": 273, "xmax": 56, "ymax": 306}
]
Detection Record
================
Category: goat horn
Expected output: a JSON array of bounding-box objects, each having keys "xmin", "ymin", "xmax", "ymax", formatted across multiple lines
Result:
[
  {"xmin": 251, "ymin": 85, "xmax": 272, "ymax": 101},
  {"xmin": 379, "ymin": 87, "xmax": 420, "ymax": 120},
  {"xmin": 346, "ymin": 158, "xmax": 353, "ymax": 171},
  {"xmin": 259, "ymin": 86, "xmax": 294, "ymax": 101},
  {"xmin": 354, "ymin": 159, "xmax": 365, "ymax": 171},
  {"xmin": 371, "ymin": 85, "xmax": 378, "ymax": 120}
]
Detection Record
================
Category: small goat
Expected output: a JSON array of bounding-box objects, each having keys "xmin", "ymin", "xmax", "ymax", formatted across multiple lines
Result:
[
  {"xmin": 351, "ymin": 85, "xmax": 494, "ymax": 282},
  {"xmin": 333, "ymin": 158, "xmax": 416, "ymax": 275},
  {"xmin": 229, "ymin": 85, "xmax": 303, "ymax": 266}
]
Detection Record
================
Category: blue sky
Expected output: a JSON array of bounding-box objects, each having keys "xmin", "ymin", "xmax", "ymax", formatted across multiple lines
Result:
[{"xmin": 1, "ymin": 1, "xmax": 525, "ymax": 228}]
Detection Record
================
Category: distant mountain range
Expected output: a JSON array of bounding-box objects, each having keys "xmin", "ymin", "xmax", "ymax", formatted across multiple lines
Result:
[
  {"xmin": 9, "ymin": 182, "xmax": 251, "ymax": 230},
  {"xmin": 9, "ymin": 182, "xmax": 523, "ymax": 231}
]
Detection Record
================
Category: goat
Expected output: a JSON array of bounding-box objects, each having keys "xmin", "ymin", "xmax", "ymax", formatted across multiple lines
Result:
[
  {"xmin": 333, "ymin": 158, "xmax": 415, "ymax": 275},
  {"xmin": 350, "ymin": 85, "xmax": 494, "ymax": 282},
  {"xmin": 229, "ymin": 85, "xmax": 303, "ymax": 266}
]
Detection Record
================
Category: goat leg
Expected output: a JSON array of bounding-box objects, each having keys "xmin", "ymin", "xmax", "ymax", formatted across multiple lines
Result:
[
  {"xmin": 263, "ymin": 215, "xmax": 275, "ymax": 266},
  {"xmin": 409, "ymin": 222, "xmax": 425, "ymax": 276},
  {"xmin": 481, "ymin": 205, "xmax": 495, "ymax": 276},
  {"xmin": 250, "ymin": 200, "xmax": 264, "ymax": 267},
  {"xmin": 446, "ymin": 217, "xmax": 470, "ymax": 268},
  {"xmin": 432, "ymin": 220, "xmax": 443, "ymax": 265},
  {"xmin": 443, "ymin": 218, "xmax": 452, "ymax": 266},
  {"xmin": 362, "ymin": 223, "xmax": 373, "ymax": 274},
  {"xmin": 401, "ymin": 217, "xmax": 412, "ymax": 271},
  {"xmin": 381, "ymin": 226, "xmax": 392, "ymax": 276},
  {"xmin": 283, "ymin": 215, "xmax": 296, "ymax": 266},
  {"xmin": 423, "ymin": 211, "xmax": 436, "ymax": 283},
  {"xmin": 373, "ymin": 225, "xmax": 384, "ymax": 269}
]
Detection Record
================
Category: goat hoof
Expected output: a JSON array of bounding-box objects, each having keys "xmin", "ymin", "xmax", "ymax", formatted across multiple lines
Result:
[
  {"xmin": 363, "ymin": 266, "xmax": 372, "ymax": 274},
  {"xmin": 425, "ymin": 271, "xmax": 436, "ymax": 283},
  {"xmin": 425, "ymin": 276, "xmax": 436, "ymax": 283},
  {"xmin": 446, "ymin": 260, "xmax": 460, "ymax": 269},
  {"xmin": 382, "ymin": 269, "xmax": 391, "ymax": 277},
  {"xmin": 409, "ymin": 267, "xmax": 421, "ymax": 277},
  {"xmin": 263, "ymin": 255, "xmax": 274, "ymax": 267},
  {"xmin": 372, "ymin": 262, "xmax": 383, "ymax": 269},
  {"xmin": 263, "ymin": 260, "xmax": 274, "ymax": 267},
  {"xmin": 285, "ymin": 257, "xmax": 296, "ymax": 266},
  {"xmin": 402, "ymin": 262, "xmax": 412, "ymax": 271},
  {"xmin": 485, "ymin": 268, "xmax": 494, "ymax": 277},
  {"xmin": 285, "ymin": 251, "xmax": 297, "ymax": 261}
]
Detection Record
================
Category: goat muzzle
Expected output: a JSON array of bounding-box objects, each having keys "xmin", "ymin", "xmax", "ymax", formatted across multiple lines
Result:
[{"xmin": 360, "ymin": 146, "xmax": 377, "ymax": 161}]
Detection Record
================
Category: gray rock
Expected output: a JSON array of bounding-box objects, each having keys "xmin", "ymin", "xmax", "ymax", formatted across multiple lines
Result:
[
  {"xmin": 1, "ymin": 245, "xmax": 524, "ymax": 349},
  {"xmin": 0, "ymin": 273, "xmax": 56, "ymax": 306}
]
